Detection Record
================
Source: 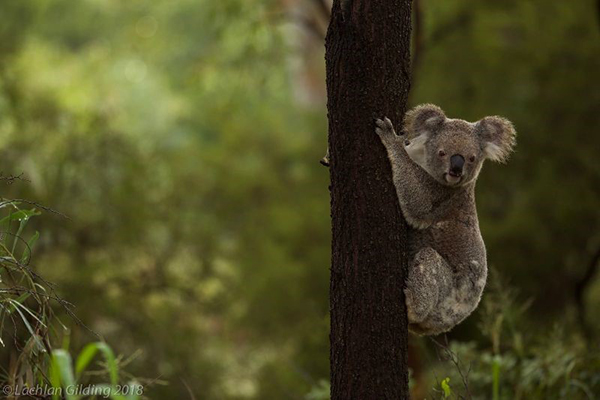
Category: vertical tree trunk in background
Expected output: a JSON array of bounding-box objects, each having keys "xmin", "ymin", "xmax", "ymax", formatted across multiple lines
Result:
[{"xmin": 325, "ymin": 0, "xmax": 413, "ymax": 398}]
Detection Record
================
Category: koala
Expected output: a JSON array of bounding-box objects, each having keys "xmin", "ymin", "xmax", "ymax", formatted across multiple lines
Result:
[{"xmin": 375, "ymin": 104, "xmax": 516, "ymax": 335}]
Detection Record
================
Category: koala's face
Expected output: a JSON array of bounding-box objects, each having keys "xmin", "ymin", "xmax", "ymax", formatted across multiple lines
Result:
[
  {"xmin": 420, "ymin": 121, "xmax": 485, "ymax": 186},
  {"xmin": 403, "ymin": 104, "xmax": 516, "ymax": 188}
]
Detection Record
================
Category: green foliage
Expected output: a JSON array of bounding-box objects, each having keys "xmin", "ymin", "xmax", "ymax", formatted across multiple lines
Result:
[
  {"xmin": 0, "ymin": 199, "xmax": 52, "ymax": 374},
  {"xmin": 1, "ymin": 1, "xmax": 329, "ymax": 397},
  {"xmin": 0, "ymin": 194, "xmax": 140, "ymax": 398},
  {"xmin": 441, "ymin": 377, "xmax": 452, "ymax": 398},
  {"xmin": 431, "ymin": 335, "xmax": 600, "ymax": 400},
  {"xmin": 429, "ymin": 274, "xmax": 600, "ymax": 400},
  {"xmin": 50, "ymin": 343, "xmax": 142, "ymax": 400}
]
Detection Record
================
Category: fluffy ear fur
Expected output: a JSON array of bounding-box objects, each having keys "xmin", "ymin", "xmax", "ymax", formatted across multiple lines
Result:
[
  {"xmin": 476, "ymin": 116, "xmax": 517, "ymax": 163},
  {"xmin": 403, "ymin": 104, "xmax": 446, "ymax": 138}
]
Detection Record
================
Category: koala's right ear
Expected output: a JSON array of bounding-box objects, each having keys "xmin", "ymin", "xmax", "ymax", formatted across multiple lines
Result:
[{"xmin": 403, "ymin": 104, "xmax": 446, "ymax": 137}]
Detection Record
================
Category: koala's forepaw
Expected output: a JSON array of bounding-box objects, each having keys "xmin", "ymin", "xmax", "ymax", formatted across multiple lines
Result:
[{"xmin": 375, "ymin": 117, "xmax": 400, "ymax": 145}]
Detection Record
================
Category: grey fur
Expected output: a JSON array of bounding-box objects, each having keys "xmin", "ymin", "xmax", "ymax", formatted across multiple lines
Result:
[{"xmin": 375, "ymin": 104, "xmax": 516, "ymax": 335}]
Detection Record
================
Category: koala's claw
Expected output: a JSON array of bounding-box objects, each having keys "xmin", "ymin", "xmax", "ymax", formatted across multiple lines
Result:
[
  {"xmin": 375, "ymin": 117, "xmax": 400, "ymax": 144},
  {"xmin": 375, "ymin": 117, "xmax": 395, "ymax": 131},
  {"xmin": 375, "ymin": 117, "xmax": 390, "ymax": 128}
]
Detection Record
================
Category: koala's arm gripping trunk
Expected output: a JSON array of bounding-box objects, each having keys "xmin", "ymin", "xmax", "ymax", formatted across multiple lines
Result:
[
  {"xmin": 325, "ymin": 0, "xmax": 412, "ymax": 398},
  {"xmin": 376, "ymin": 118, "xmax": 448, "ymax": 229}
]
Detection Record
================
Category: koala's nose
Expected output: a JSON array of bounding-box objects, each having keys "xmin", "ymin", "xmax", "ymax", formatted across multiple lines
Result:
[{"xmin": 449, "ymin": 154, "xmax": 465, "ymax": 176}]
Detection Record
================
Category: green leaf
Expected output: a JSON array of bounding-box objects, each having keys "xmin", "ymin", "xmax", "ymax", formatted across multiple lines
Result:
[
  {"xmin": 75, "ymin": 342, "xmax": 99, "ymax": 380},
  {"xmin": 28, "ymin": 230, "xmax": 40, "ymax": 248},
  {"xmin": 51, "ymin": 349, "xmax": 79, "ymax": 400},
  {"xmin": 0, "ymin": 208, "xmax": 40, "ymax": 226},
  {"xmin": 11, "ymin": 209, "xmax": 41, "ymax": 253},
  {"xmin": 8, "ymin": 298, "xmax": 46, "ymax": 328},
  {"xmin": 441, "ymin": 377, "xmax": 452, "ymax": 398},
  {"xmin": 96, "ymin": 342, "xmax": 127, "ymax": 400},
  {"xmin": 4, "ymin": 293, "xmax": 30, "ymax": 314},
  {"xmin": 49, "ymin": 355, "xmax": 62, "ymax": 400},
  {"xmin": 96, "ymin": 342, "xmax": 119, "ymax": 385},
  {"xmin": 492, "ymin": 355, "xmax": 501, "ymax": 400},
  {"xmin": 8, "ymin": 300, "xmax": 45, "ymax": 348}
]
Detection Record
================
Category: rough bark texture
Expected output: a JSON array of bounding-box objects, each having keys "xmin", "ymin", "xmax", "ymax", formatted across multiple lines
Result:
[{"xmin": 325, "ymin": 0, "xmax": 413, "ymax": 399}]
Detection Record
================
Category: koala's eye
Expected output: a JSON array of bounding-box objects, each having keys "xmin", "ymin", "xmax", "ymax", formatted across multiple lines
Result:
[
  {"xmin": 438, "ymin": 150, "xmax": 446, "ymax": 157},
  {"xmin": 469, "ymin": 155, "xmax": 476, "ymax": 162}
]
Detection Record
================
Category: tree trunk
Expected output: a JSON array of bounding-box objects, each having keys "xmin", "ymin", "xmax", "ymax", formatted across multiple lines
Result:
[{"xmin": 325, "ymin": 0, "xmax": 413, "ymax": 399}]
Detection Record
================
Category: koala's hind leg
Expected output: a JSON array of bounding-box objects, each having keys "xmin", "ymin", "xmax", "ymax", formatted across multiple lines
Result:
[{"xmin": 405, "ymin": 247, "xmax": 448, "ymax": 324}]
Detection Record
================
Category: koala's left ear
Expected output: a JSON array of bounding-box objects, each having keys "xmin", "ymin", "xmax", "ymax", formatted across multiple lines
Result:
[{"xmin": 476, "ymin": 116, "xmax": 517, "ymax": 163}]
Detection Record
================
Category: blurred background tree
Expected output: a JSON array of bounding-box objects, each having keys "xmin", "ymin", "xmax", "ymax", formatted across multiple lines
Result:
[{"xmin": 0, "ymin": 0, "xmax": 598, "ymax": 398}]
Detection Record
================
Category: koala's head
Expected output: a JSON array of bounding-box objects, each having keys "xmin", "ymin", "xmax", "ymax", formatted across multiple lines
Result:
[{"xmin": 403, "ymin": 104, "xmax": 516, "ymax": 187}]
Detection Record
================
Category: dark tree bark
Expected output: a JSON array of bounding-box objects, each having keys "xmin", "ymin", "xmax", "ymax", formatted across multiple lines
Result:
[{"xmin": 325, "ymin": 1, "xmax": 413, "ymax": 399}]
